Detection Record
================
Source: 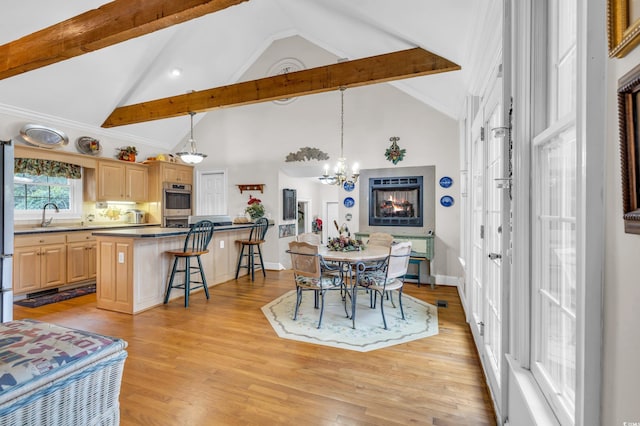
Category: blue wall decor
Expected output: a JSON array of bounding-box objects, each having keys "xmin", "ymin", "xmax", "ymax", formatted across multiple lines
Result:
[
  {"xmin": 343, "ymin": 197, "xmax": 355, "ymax": 208},
  {"xmin": 439, "ymin": 176, "xmax": 453, "ymax": 188},
  {"xmin": 343, "ymin": 181, "xmax": 355, "ymax": 192},
  {"xmin": 440, "ymin": 195, "xmax": 454, "ymax": 207}
]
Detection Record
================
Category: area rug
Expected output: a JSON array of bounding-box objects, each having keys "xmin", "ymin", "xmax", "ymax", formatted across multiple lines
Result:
[
  {"xmin": 262, "ymin": 289, "xmax": 438, "ymax": 352},
  {"xmin": 14, "ymin": 284, "xmax": 96, "ymax": 308}
]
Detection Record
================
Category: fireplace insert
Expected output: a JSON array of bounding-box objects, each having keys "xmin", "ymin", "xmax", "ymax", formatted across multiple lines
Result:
[{"xmin": 369, "ymin": 176, "xmax": 423, "ymax": 227}]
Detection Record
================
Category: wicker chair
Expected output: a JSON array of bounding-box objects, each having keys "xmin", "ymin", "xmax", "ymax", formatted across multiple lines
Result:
[
  {"xmin": 367, "ymin": 232, "xmax": 394, "ymax": 248},
  {"xmin": 163, "ymin": 220, "xmax": 214, "ymax": 307},
  {"xmin": 353, "ymin": 241, "xmax": 412, "ymax": 329},
  {"xmin": 287, "ymin": 241, "xmax": 343, "ymax": 328},
  {"xmin": 296, "ymin": 232, "xmax": 321, "ymax": 245}
]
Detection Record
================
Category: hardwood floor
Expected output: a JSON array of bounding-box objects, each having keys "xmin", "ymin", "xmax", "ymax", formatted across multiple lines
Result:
[{"xmin": 13, "ymin": 271, "xmax": 496, "ymax": 425}]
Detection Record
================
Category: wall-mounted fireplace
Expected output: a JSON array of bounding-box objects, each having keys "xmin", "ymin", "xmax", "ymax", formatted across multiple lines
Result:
[{"xmin": 369, "ymin": 176, "xmax": 423, "ymax": 227}]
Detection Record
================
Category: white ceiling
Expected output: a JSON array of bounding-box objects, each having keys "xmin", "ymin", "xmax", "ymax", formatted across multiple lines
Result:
[{"xmin": 0, "ymin": 0, "xmax": 490, "ymax": 151}]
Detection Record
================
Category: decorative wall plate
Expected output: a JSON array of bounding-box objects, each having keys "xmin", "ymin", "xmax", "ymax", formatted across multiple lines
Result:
[
  {"xmin": 343, "ymin": 181, "xmax": 355, "ymax": 192},
  {"xmin": 343, "ymin": 197, "xmax": 355, "ymax": 208},
  {"xmin": 20, "ymin": 124, "xmax": 69, "ymax": 149},
  {"xmin": 76, "ymin": 136, "xmax": 102, "ymax": 156},
  {"xmin": 440, "ymin": 195, "xmax": 454, "ymax": 207},
  {"xmin": 439, "ymin": 176, "xmax": 453, "ymax": 188}
]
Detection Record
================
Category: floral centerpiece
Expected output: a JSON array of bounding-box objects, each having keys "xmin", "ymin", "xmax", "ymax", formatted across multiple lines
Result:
[
  {"xmin": 245, "ymin": 195, "xmax": 265, "ymax": 220},
  {"xmin": 326, "ymin": 220, "xmax": 364, "ymax": 251}
]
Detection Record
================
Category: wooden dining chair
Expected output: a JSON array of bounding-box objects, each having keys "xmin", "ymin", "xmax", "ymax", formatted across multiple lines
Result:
[
  {"xmin": 296, "ymin": 232, "xmax": 321, "ymax": 245},
  {"xmin": 367, "ymin": 232, "xmax": 394, "ymax": 248},
  {"xmin": 163, "ymin": 220, "xmax": 215, "ymax": 307},
  {"xmin": 354, "ymin": 241, "xmax": 412, "ymax": 329},
  {"xmin": 235, "ymin": 217, "xmax": 269, "ymax": 281},
  {"xmin": 287, "ymin": 241, "xmax": 343, "ymax": 328}
]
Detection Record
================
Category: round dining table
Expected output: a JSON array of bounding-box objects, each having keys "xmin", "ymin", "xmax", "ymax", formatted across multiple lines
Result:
[{"xmin": 319, "ymin": 245, "xmax": 391, "ymax": 328}]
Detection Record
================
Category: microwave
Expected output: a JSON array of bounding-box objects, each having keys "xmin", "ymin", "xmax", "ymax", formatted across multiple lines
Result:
[{"xmin": 163, "ymin": 182, "xmax": 192, "ymax": 217}]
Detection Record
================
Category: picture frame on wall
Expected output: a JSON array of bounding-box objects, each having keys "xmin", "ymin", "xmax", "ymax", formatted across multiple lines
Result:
[
  {"xmin": 617, "ymin": 63, "xmax": 640, "ymax": 233},
  {"xmin": 283, "ymin": 188, "xmax": 297, "ymax": 221},
  {"xmin": 608, "ymin": 0, "xmax": 640, "ymax": 57}
]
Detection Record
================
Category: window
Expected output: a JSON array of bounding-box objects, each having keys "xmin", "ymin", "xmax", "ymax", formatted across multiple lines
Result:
[
  {"xmin": 531, "ymin": 0, "xmax": 577, "ymax": 423},
  {"xmin": 14, "ymin": 172, "xmax": 83, "ymax": 219}
]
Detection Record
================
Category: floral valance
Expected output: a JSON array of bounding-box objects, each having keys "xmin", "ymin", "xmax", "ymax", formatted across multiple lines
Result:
[{"xmin": 14, "ymin": 158, "xmax": 82, "ymax": 179}]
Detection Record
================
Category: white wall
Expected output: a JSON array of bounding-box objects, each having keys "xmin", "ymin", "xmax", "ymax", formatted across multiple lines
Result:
[
  {"xmin": 604, "ymin": 44, "xmax": 640, "ymax": 425},
  {"xmin": 191, "ymin": 36, "xmax": 462, "ymax": 280}
]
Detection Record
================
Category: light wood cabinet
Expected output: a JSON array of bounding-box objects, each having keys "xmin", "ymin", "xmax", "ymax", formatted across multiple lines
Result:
[
  {"xmin": 96, "ymin": 238, "xmax": 133, "ymax": 314},
  {"xmin": 162, "ymin": 163, "xmax": 193, "ymax": 184},
  {"xmin": 14, "ymin": 234, "xmax": 67, "ymax": 294},
  {"xmin": 97, "ymin": 160, "xmax": 148, "ymax": 202},
  {"xmin": 67, "ymin": 231, "xmax": 97, "ymax": 284}
]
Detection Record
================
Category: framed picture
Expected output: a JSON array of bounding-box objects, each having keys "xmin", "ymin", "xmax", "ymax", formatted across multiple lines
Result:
[
  {"xmin": 617, "ymin": 63, "xmax": 640, "ymax": 233},
  {"xmin": 608, "ymin": 0, "xmax": 640, "ymax": 57},
  {"xmin": 283, "ymin": 188, "xmax": 297, "ymax": 221}
]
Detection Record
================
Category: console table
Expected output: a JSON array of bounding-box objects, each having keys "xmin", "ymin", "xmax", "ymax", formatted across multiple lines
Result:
[{"xmin": 355, "ymin": 233, "xmax": 435, "ymax": 289}]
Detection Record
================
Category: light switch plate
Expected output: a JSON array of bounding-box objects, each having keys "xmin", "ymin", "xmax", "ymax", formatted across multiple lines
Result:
[
  {"xmin": 220, "ymin": 240, "xmax": 224, "ymax": 249},
  {"xmin": 118, "ymin": 252, "xmax": 124, "ymax": 263}
]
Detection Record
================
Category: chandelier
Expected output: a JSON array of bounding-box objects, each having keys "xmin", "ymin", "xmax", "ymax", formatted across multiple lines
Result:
[
  {"xmin": 176, "ymin": 112, "xmax": 207, "ymax": 164},
  {"xmin": 319, "ymin": 88, "xmax": 359, "ymax": 185}
]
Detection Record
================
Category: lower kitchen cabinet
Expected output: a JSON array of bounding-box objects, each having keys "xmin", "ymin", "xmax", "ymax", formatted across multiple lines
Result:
[
  {"xmin": 67, "ymin": 231, "xmax": 97, "ymax": 284},
  {"xmin": 14, "ymin": 234, "xmax": 67, "ymax": 294},
  {"xmin": 96, "ymin": 238, "xmax": 133, "ymax": 314}
]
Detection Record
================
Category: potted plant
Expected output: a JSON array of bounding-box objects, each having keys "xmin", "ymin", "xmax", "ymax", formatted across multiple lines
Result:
[
  {"xmin": 117, "ymin": 146, "xmax": 138, "ymax": 162},
  {"xmin": 245, "ymin": 195, "xmax": 265, "ymax": 220}
]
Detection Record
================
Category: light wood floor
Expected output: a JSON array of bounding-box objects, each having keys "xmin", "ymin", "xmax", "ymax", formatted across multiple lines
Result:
[{"xmin": 13, "ymin": 271, "xmax": 496, "ymax": 426}]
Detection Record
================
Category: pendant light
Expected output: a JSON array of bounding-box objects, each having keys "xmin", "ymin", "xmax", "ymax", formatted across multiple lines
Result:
[{"xmin": 176, "ymin": 112, "xmax": 207, "ymax": 164}]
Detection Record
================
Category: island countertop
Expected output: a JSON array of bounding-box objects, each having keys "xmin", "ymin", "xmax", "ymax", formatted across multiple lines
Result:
[{"xmin": 91, "ymin": 223, "xmax": 258, "ymax": 238}]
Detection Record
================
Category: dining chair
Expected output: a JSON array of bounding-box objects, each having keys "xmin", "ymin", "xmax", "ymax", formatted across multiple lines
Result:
[
  {"xmin": 367, "ymin": 232, "xmax": 394, "ymax": 248},
  {"xmin": 287, "ymin": 241, "xmax": 343, "ymax": 328},
  {"xmin": 163, "ymin": 220, "xmax": 215, "ymax": 307},
  {"xmin": 296, "ymin": 232, "xmax": 321, "ymax": 245},
  {"xmin": 235, "ymin": 217, "xmax": 269, "ymax": 281},
  {"xmin": 354, "ymin": 241, "xmax": 412, "ymax": 329}
]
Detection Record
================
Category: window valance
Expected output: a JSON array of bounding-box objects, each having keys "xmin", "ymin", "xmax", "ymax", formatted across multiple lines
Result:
[{"xmin": 14, "ymin": 158, "xmax": 82, "ymax": 179}]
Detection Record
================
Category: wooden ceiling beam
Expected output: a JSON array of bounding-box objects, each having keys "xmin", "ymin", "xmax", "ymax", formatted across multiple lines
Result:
[
  {"xmin": 102, "ymin": 47, "xmax": 460, "ymax": 127},
  {"xmin": 0, "ymin": 0, "xmax": 249, "ymax": 80}
]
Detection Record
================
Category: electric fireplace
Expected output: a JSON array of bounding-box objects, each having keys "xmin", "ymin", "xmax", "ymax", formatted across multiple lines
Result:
[{"xmin": 369, "ymin": 176, "xmax": 423, "ymax": 227}]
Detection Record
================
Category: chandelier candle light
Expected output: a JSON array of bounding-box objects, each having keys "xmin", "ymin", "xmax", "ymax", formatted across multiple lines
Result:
[
  {"xmin": 176, "ymin": 111, "xmax": 207, "ymax": 164},
  {"xmin": 319, "ymin": 87, "xmax": 360, "ymax": 186}
]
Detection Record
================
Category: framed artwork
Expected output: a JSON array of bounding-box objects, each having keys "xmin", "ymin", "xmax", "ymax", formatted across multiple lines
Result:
[
  {"xmin": 608, "ymin": 0, "xmax": 640, "ymax": 57},
  {"xmin": 283, "ymin": 188, "xmax": 297, "ymax": 221},
  {"xmin": 617, "ymin": 63, "xmax": 640, "ymax": 233}
]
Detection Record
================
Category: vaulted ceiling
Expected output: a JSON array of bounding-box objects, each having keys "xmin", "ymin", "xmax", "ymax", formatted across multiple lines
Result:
[{"xmin": 0, "ymin": 0, "xmax": 490, "ymax": 151}]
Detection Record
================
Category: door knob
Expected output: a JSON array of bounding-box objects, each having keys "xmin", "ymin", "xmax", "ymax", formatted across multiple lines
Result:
[{"xmin": 488, "ymin": 252, "xmax": 502, "ymax": 260}]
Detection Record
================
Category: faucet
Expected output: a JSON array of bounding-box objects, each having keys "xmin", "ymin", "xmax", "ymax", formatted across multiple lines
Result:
[{"xmin": 41, "ymin": 202, "xmax": 59, "ymax": 227}]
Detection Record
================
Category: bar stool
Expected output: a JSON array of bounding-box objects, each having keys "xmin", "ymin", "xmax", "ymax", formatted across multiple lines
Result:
[
  {"xmin": 235, "ymin": 217, "xmax": 269, "ymax": 281},
  {"xmin": 164, "ymin": 220, "xmax": 214, "ymax": 307}
]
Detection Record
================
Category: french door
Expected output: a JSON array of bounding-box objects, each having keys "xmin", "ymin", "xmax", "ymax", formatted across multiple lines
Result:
[{"xmin": 468, "ymin": 72, "xmax": 510, "ymax": 418}]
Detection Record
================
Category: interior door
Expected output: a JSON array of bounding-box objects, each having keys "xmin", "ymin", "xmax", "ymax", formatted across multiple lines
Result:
[
  {"xmin": 196, "ymin": 171, "xmax": 226, "ymax": 215},
  {"xmin": 469, "ymin": 114, "xmax": 485, "ymax": 347}
]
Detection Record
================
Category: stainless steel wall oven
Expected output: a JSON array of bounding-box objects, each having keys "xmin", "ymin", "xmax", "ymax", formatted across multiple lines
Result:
[{"xmin": 163, "ymin": 182, "xmax": 192, "ymax": 227}]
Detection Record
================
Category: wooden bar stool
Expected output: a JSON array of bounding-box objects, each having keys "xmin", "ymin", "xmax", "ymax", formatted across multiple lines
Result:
[
  {"xmin": 164, "ymin": 220, "xmax": 214, "ymax": 307},
  {"xmin": 235, "ymin": 217, "xmax": 269, "ymax": 281}
]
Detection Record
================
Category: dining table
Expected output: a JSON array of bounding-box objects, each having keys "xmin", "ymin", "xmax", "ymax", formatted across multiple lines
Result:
[{"xmin": 319, "ymin": 245, "xmax": 391, "ymax": 328}]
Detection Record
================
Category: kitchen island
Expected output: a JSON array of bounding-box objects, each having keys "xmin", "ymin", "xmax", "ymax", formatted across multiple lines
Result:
[{"xmin": 93, "ymin": 224, "xmax": 255, "ymax": 314}]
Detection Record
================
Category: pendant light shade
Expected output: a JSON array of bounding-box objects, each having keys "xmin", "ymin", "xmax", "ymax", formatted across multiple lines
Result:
[{"xmin": 176, "ymin": 112, "xmax": 207, "ymax": 164}]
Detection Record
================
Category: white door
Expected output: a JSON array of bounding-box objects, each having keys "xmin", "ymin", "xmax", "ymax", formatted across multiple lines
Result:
[
  {"xmin": 196, "ymin": 171, "xmax": 226, "ymax": 215},
  {"xmin": 325, "ymin": 202, "xmax": 339, "ymax": 242},
  {"xmin": 468, "ymin": 74, "xmax": 510, "ymax": 417}
]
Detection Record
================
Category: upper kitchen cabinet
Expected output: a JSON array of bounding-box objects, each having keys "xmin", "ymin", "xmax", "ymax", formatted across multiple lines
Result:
[
  {"xmin": 97, "ymin": 160, "xmax": 148, "ymax": 202},
  {"xmin": 160, "ymin": 163, "xmax": 193, "ymax": 184}
]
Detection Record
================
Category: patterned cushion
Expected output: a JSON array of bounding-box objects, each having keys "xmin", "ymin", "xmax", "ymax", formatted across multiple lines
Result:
[
  {"xmin": 0, "ymin": 319, "xmax": 126, "ymax": 395},
  {"xmin": 358, "ymin": 270, "xmax": 402, "ymax": 289},
  {"xmin": 295, "ymin": 275, "xmax": 340, "ymax": 289}
]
